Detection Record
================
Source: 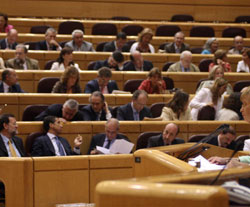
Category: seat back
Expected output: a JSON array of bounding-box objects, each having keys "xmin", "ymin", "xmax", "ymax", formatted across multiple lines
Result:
[
  {"xmin": 87, "ymin": 61, "xmax": 96, "ymax": 70},
  {"xmin": 235, "ymin": 135, "xmax": 250, "ymax": 147},
  {"xmin": 222, "ymin": 27, "xmax": 246, "ymax": 38},
  {"xmin": 158, "ymin": 42, "xmax": 168, "ymax": 50},
  {"xmin": 37, "ymin": 77, "xmax": 60, "ymax": 93},
  {"xmin": 150, "ymin": 102, "xmax": 166, "ymax": 118},
  {"xmin": 155, "ymin": 25, "xmax": 181, "ymax": 36},
  {"xmin": 198, "ymin": 58, "xmax": 213, "ymax": 72},
  {"xmin": 163, "ymin": 77, "xmax": 174, "ymax": 90},
  {"xmin": 58, "ymin": 21, "xmax": 84, "ymax": 34},
  {"xmin": 171, "ymin": 14, "xmax": 194, "ymax": 22},
  {"xmin": 162, "ymin": 62, "xmax": 174, "ymax": 71},
  {"xmin": 235, "ymin": 16, "xmax": 250, "ymax": 23},
  {"xmin": 111, "ymin": 16, "xmax": 132, "ymax": 21},
  {"xmin": 30, "ymin": 25, "xmax": 50, "ymax": 34},
  {"xmin": 136, "ymin": 132, "xmax": 161, "ymax": 150},
  {"xmin": 190, "ymin": 26, "xmax": 215, "ymax": 37},
  {"xmin": 197, "ymin": 105, "xmax": 215, "ymax": 120},
  {"xmin": 25, "ymin": 132, "xmax": 45, "ymax": 156},
  {"xmin": 92, "ymin": 23, "xmax": 117, "ymax": 35},
  {"xmin": 22, "ymin": 105, "xmax": 49, "ymax": 121},
  {"xmin": 44, "ymin": 60, "xmax": 56, "ymax": 70},
  {"xmin": 196, "ymin": 78, "xmax": 209, "ymax": 90},
  {"xmin": 123, "ymin": 79, "xmax": 143, "ymax": 93},
  {"xmin": 121, "ymin": 24, "xmax": 144, "ymax": 36},
  {"xmin": 188, "ymin": 134, "xmax": 208, "ymax": 142},
  {"xmin": 96, "ymin": 42, "xmax": 108, "ymax": 51},
  {"xmin": 190, "ymin": 47, "xmax": 203, "ymax": 54},
  {"xmin": 123, "ymin": 40, "xmax": 136, "ymax": 51},
  {"xmin": 233, "ymin": 80, "xmax": 250, "ymax": 92},
  {"xmin": 24, "ymin": 41, "xmax": 37, "ymax": 50}
]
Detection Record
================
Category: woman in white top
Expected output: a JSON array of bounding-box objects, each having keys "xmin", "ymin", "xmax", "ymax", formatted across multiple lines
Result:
[
  {"xmin": 51, "ymin": 47, "xmax": 80, "ymax": 71},
  {"xmin": 189, "ymin": 77, "xmax": 228, "ymax": 120},
  {"xmin": 130, "ymin": 28, "xmax": 155, "ymax": 53},
  {"xmin": 236, "ymin": 48, "xmax": 250, "ymax": 73}
]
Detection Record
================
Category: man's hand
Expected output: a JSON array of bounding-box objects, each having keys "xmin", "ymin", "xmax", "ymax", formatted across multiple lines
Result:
[
  {"xmin": 208, "ymin": 156, "xmax": 227, "ymax": 165},
  {"xmin": 90, "ymin": 149, "xmax": 100, "ymax": 155},
  {"xmin": 74, "ymin": 134, "xmax": 83, "ymax": 148},
  {"xmin": 49, "ymin": 39, "xmax": 60, "ymax": 48}
]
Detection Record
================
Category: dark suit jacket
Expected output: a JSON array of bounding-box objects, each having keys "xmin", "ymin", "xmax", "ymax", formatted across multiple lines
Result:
[
  {"xmin": 35, "ymin": 40, "xmax": 58, "ymax": 50},
  {"xmin": 117, "ymin": 103, "xmax": 152, "ymax": 121},
  {"xmin": 103, "ymin": 41, "xmax": 130, "ymax": 52},
  {"xmin": 206, "ymin": 136, "xmax": 238, "ymax": 150},
  {"xmin": 0, "ymin": 81, "xmax": 25, "ymax": 93},
  {"xmin": 123, "ymin": 60, "xmax": 153, "ymax": 71},
  {"xmin": 81, "ymin": 104, "xmax": 112, "ymax": 121},
  {"xmin": 147, "ymin": 134, "xmax": 185, "ymax": 148},
  {"xmin": 84, "ymin": 79, "xmax": 119, "ymax": 93},
  {"xmin": 88, "ymin": 133, "xmax": 129, "ymax": 154},
  {"xmin": 0, "ymin": 38, "xmax": 17, "ymax": 50},
  {"xmin": 34, "ymin": 104, "xmax": 84, "ymax": 121},
  {"xmin": 93, "ymin": 59, "xmax": 119, "ymax": 71},
  {"xmin": 0, "ymin": 135, "xmax": 26, "ymax": 157},
  {"xmin": 31, "ymin": 134, "xmax": 77, "ymax": 156},
  {"xmin": 164, "ymin": 42, "xmax": 190, "ymax": 53}
]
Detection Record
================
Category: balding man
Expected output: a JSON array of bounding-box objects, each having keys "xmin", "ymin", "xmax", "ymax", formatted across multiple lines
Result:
[
  {"xmin": 88, "ymin": 118, "xmax": 130, "ymax": 154},
  {"xmin": 147, "ymin": 123, "xmax": 184, "ymax": 147},
  {"xmin": 0, "ymin": 28, "xmax": 18, "ymax": 50},
  {"xmin": 164, "ymin": 31, "xmax": 190, "ymax": 53},
  {"xmin": 228, "ymin": 35, "xmax": 245, "ymax": 54},
  {"xmin": 168, "ymin": 51, "xmax": 200, "ymax": 72},
  {"xmin": 123, "ymin": 51, "xmax": 153, "ymax": 71}
]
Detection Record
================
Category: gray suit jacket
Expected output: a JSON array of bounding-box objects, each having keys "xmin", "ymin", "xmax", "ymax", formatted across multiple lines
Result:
[
  {"xmin": 168, "ymin": 61, "xmax": 200, "ymax": 72},
  {"xmin": 65, "ymin": 40, "xmax": 95, "ymax": 51},
  {"xmin": 5, "ymin": 57, "xmax": 39, "ymax": 70}
]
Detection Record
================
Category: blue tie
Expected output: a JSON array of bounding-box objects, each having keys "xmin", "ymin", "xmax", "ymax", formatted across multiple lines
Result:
[
  {"xmin": 105, "ymin": 140, "xmax": 112, "ymax": 149},
  {"xmin": 134, "ymin": 111, "xmax": 139, "ymax": 121},
  {"xmin": 55, "ymin": 137, "xmax": 65, "ymax": 156}
]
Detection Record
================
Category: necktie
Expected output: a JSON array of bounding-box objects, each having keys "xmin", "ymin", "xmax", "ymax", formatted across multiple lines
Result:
[
  {"xmin": 8, "ymin": 140, "xmax": 17, "ymax": 157},
  {"xmin": 105, "ymin": 140, "xmax": 112, "ymax": 149},
  {"xmin": 8, "ymin": 87, "xmax": 12, "ymax": 92},
  {"xmin": 134, "ymin": 111, "xmax": 139, "ymax": 121},
  {"xmin": 55, "ymin": 137, "xmax": 65, "ymax": 156}
]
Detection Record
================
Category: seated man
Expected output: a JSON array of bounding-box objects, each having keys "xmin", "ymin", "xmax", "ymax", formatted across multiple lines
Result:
[
  {"xmin": 0, "ymin": 114, "xmax": 25, "ymax": 157},
  {"xmin": 65, "ymin": 29, "xmax": 95, "ymax": 51},
  {"xmin": 117, "ymin": 90, "xmax": 152, "ymax": 121},
  {"xmin": 0, "ymin": 28, "xmax": 18, "ymax": 50},
  {"xmin": 81, "ymin": 91, "xmax": 112, "ymax": 121},
  {"xmin": 168, "ymin": 51, "xmax": 200, "ymax": 72},
  {"xmin": 93, "ymin": 51, "xmax": 124, "ymax": 71},
  {"xmin": 123, "ymin": 51, "xmax": 153, "ymax": 71},
  {"xmin": 35, "ymin": 27, "xmax": 61, "ymax": 51},
  {"xmin": 31, "ymin": 115, "xmax": 82, "ymax": 156},
  {"xmin": 84, "ymin": 67, "xmax": 119, "ymax": 94},
  {"xmin": 5, "ymin": 44, "xmax": 40, "ymax": 70},
  {"xmin": 103, "ymin": 32, "xmax": 129, "ymax": 52},
  {"xmin": 0, "ymin": 68, "xmax": 24, "ymax": 93},
  {"xmin": 147, "ymin": 123, "xmax": 184, "ymax": 147},
  {"xmin": 35, "ymin": 99, "xmax": 84, "ymax": 121},
  {"xmin": 164, "ymin": 31, "xmax": 190, "ymax": 53},
  {"xmin": 228, "ymin": 35, "xmax": 245, "ymax": 54},
  {"xmin": 88, "ymin": 118, "xmax": 129, "ymax": 154}
]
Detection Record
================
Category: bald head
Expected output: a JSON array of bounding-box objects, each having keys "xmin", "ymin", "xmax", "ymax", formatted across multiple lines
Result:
[
  {"xmin": 7, "ymin": 28, "xmax": 18, "ymax": 45},
  {"xmin": 234, "ymin": 35, "xmax": 244, "ymax": 51},
  {"xmin": 131, "ymin": 51, "xmax": 143, "ymax": 69},
  {"xmin": 105, "ymin": 118, "xmax": 120, "ymax": 140},
  {"xmin": 174, "ymin": 31, "xmax": 185, "ymax": 48},
  {"xmin": 162, "ymin": 123, "xmax": 179, "ymax": 145}
]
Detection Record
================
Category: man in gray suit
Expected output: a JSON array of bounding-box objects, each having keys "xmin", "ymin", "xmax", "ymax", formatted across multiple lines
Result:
[
  {"xmin": 65, "ymin": 29, "xmax": 95, "ymax": 51},
  {"xmin": 168, "ymin": 51, "xmax": 200, "ymax": 72},
  {"xmin": 164, "ymin": 31, "xmax": 190, "ymax": 53}
]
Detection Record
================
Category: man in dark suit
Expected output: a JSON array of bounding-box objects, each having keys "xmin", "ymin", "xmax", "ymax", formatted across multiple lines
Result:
[
  {"xmin": 117, "ymin": 90, "xmax": 152, "ymax": 121},
  {"xmin": 103, "ymin": 32, "xmax": 129, "ymax": 52},
  {"xmin": 31, "ymin": 115, "xmax": 83, "ymax": 156},
  {"xmin": 164, "ymin": 31, "xmax": 190, "ymax": 53},
  {"xmin": 147, "ymin": 123, "xmax": 184, "ymax": 148},
  {"xmin": 123, "ymin": 51, "xmax": 153, "ymax": 71},
  {"xmin": 0, "ymin": 69, "xmax": 24, "ymax": 93},
  {"xmin": 88, "ymin": 118, "xmax": 129, "ymax": 154},
  {"xmin": 35, "ymin": 27, "xmax": 61, "ymax": 51},
  {"xmin": 84, "ymin": 67, "xmax": 119, "ymax": 94},
  {"xmin": 0, "ymin": 29, "xmax": 18, "ymax": 50},
  {"xmin": 35, "ymin": 99, "xmax": 84, "ymax": 121},
  {"xmin": 81, "ymin": 91, "xmax": 112, "ymax": 121}
]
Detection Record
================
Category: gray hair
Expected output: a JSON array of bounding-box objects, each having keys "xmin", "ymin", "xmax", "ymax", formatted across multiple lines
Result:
[
  {"xmin": 72, "ymin": 29, "xmax": 84, "ymax": 38},
  {"xmin": 203, "ymin": 37, "xmax": 217, "ymax": 50},
  {"xmin": 106, "ymin": 118, "xmax": 120, "ymax": 130},
  {"xmin": 45, "ymin": 27, "xmax": 57, "ymax": 35},
  {"xmin": 180, "ymin": 50, "xmax": 192, "ymax": 59},
  {"xmin": 16, "ymin": 44, "xmax": 28, "ymax": 53},
  {"xmin": 63, "ymin": 99, "xmax": 79, "ymax": 110}
]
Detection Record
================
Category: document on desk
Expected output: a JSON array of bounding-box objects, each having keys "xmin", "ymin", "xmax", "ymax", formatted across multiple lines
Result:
[{"xmin": 96, "ymin": 139, "xmax": 134, "ymax": 154}]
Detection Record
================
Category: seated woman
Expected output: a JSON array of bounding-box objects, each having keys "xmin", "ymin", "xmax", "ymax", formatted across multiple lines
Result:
[
  {"xmin": 196, "ymin": 65, "xmax": 233, "ymax": 95},
  {"xmin": 201, "ymin": 37, "xmax": 219, "ymax": 54},
  {"xmin": 208, "ymin": 49, "xmax": 231, "ymax": 72},
  {"xmin": 0, "ymin": 13, "xmax": 13, "ymax": 33},
  {"xmin": 52, "ymin": 66, "xmax": 82, "ymax": 93},
  {"xmin": 51, "ymin": 47, "xmax": 81, "ymax": 71},
  {"xmin": 138, "ymin": 67, "xmax": 166, "ymax": 94},
  {"xmin": 216, "ymin": 92, "xmax": 242, "ymax": 121},
  {"xmin": 189, "ymin": 77, "xmax": 228, "ymax": 120},
  {"xmin": 160, "ymin": 90, "xmax": 192, "ymax": 121},
  {"xmin": 236, "ymin": 48, "xmax": 250, "ymax": 72},
  {"xmin": 130, "ymin": 28, "xmax": 155, "ymax": 53}
]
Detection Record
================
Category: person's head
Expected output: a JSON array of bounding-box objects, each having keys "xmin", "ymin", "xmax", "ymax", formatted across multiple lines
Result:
[
  {"xmin": 147, "ymin": 67, "xmax": 162, "ymax": 85},
  {"xmin": 180, "ymin": 50, "xmax": 192, "ymax": 68},
  {"xmin": 208, "ymin": 65, "xmax": 224, "ymax": 80},
  {"xmin": 166, "ymin": 90, "xmax": 189, "ymax": 115},
  {"xmin": 62, "ymin": 99, "xmax": 79, "ymax": 121},
  {"xmin": 43, "ymin": 116, "xmax": 63, "ymax": 135},
  {"xmin": 105, "ymin": 118, "xmax": 120, "ymax": 141},
  {"xmin": 132, "ymin": 90, "xmax": 148, "ymax": 112},
  {"xmin": 60, "ymin": 66, "xmax": 80, "ymax": 89},
  {"xmin": 162, "ymin": 123, "xmax": 179, "ymax": 145},
  {"xmin": 2, "ymin": 68, "xmax": 18, "ymax": 86},
  {"xmin": 97, "ymin": 67, "xmax": 112, "ymax": 87},
  {"xmin": 108, "ymin": 51, "xmax": 124, "ymax": 68},
  {"xmin": 116, "ymin": 32, "xmax": 127, "ymax": 49},
  {"xmin": 0, "ymin": 114, "xmax": 18, "ymax": 138},
  {"xmin": 45, "ymin": 27, "xmax": 57, "ymax": 43},
  {"xmin": 240, "ymin": 86, "xmax": 250, "ymax": 122},
  {"xmin": 218, "ymin": 126, "xmax": 236, "ymax": 148},
  {"xmin": 72, "ymin": 29, "xmax": 84, "ymax": 47},
  {"xmin": 58, "ymin": 47, "xmax": 73, "ymax": 64},
  {"xmin": 234, "ymin": 35, "xmax": 244, "ymax": 52},
  {"xmin": 138, "ymin": 28, "xmax": 153, "ymax": 44},
  {"xmin": 89, "ymin": 91, "xmax": 105, "ymax": 113},
  {"xmin": 130, "ymin": 51, "xmax": 143, "ymax": 69},
  {"xmin": 7, "ymin": 29, "xmax": 18, "ymax": 45},
  {"xmin": 223, "ymin": 92, "xmax": 242, "ymax": 114},
  {"xmin": 241, "ymin": 48, "xmax": 250, "ymax": 63},
  {"xmin": 210, "ymin": 77, "xmax": 228, "ymax": 103},
  {"xmin": 174, "ymin": 31, "xmax": 185, "ymax": 47},
  {"xmin": 213, "ymin": 49, "xmax": 228, "ymax": 64},
  {"xmin": 203, "ymin": 37, "xmax": 218, "ymax": 53},
  {"xmin": 15, "ymin": 44, "xmax": 28, "ymax": 62},
  {"xmin": 0, "ymin": 13, "xmax": 9, "ymax": 30}
]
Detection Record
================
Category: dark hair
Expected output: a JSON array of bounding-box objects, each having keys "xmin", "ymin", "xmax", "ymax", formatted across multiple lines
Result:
[
  {"xmin": 98, "ymin": 67, "xmax": 112, "ymax": 78},
  {"xmin": 221, "ymin": 126, "xmax": 236, "ymax": 136},
  {"xmin": 2, "ymin": 69, "xmax": 11, "ymax": 81},
  {"xmin": 116, "ymin": 32, "xmax": 127, "ymax": 40},
  {"xmin": 57, "ymin": 47, "xmax": 74, "ymax": 65},
  {"xmin": 90, "ymin": 91, "xmax": 105, "ymax": 102},
  {"xmin": 166, "ymin": 90, "xmax": 189, "ymax": 118},
  {"xmin": 0, "ymin": 13, "xmax": 8, "ymax": 29},
  {"xmin": 112, "ymin": 51, "xmax": 124, "ymax": 63},
  {"xmin": 43, "ymin": 116, "xmax": 56, "ymax": 132},
  {"xmin": 223, "ymin": 92, "xmax": 242, "ymax": 116},
  {"xmin": 0, "ymin": 114, "xmax": 14, "ymax": 131},
  {"xmin": 132, "ymin": 90, "xmax": 148, "ymax": 100}
]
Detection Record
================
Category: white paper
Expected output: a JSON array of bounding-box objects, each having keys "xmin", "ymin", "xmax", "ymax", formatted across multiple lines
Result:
[
  {"xmin": 110, "ymin": 139, "xmax": 134, "ymax": 154},
  {"xmin": 96, "ymin": 146, "xmax": 111, "ymax": 154}
]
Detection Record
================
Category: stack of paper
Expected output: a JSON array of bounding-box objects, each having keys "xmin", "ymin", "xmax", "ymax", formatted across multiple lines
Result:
[{"xmin": 96, "ymin": 139, "xmax": 134, "ymax": 154}]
